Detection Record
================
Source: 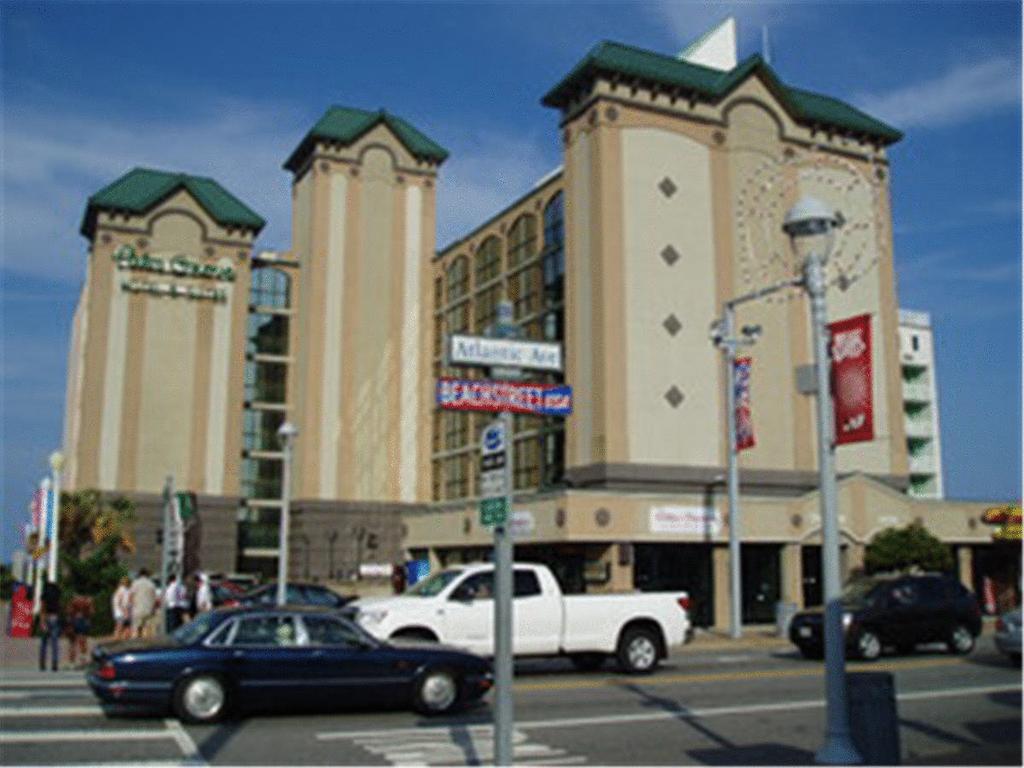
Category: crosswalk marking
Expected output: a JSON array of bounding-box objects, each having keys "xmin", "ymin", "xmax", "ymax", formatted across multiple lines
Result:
[
  {"xmin": 0, "ymin": 729, "xmax": 176, "ymax": 744},
  {"xmin": 0, "ymin": 704, "xmax": 108, "ymax": 717},
  {"xmin": 349, "ymin": 727, "xmax": 585, "ymax": 766}
]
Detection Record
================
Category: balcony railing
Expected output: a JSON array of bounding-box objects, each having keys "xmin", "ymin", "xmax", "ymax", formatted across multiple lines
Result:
[
  {"xmin": 909, "ymin": 453, "xmax": 937, "ymax": 474},
  {"xmin": 902, "ymin": 382, "xmax": 931, "ymax": 403},
  {"xmin": 904, "ymin": 419, "xmax": 934, "ymax": 439}
]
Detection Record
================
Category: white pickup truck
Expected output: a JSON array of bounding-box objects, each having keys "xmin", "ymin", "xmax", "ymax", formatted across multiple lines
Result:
[{"xmin": 353, "ymin": 562, "xmax": 691, "ymax": 674}]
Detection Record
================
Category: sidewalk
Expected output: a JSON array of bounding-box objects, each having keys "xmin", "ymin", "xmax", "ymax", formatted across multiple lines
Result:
[{"xmin": 0, "ymin": 601, "xmax": 107, "ymax": 673}]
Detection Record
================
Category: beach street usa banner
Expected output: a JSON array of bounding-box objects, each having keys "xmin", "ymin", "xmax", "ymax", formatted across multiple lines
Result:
[
  {"xmin": 733, "ymin": 357, "xmax": 756, "ymax": 451},
  {"xmin": 829, "ymin": 313, "xmax": 874, "ymax": 445}
]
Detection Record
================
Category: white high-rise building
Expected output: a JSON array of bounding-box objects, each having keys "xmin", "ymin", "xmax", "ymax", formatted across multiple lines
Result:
[{"xmin": 898, "ymin": 309, "xmax": 945, "ymax": 498}]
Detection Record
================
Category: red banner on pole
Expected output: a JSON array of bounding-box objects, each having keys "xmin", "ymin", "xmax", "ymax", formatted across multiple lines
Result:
[
  {"xmin": 829, "ymin": 313, "xmax": 874, "ymax": 445},
  {"xmin": 733, "ymin": 357, "xmax": 756, "ymax": 451}
]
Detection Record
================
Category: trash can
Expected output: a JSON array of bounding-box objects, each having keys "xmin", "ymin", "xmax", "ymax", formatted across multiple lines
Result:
[
  {"xmin": 775, "ymin": 601, "xmax": 799, "ymax": 637},
  {"xmin": 848, "ymin": 671, "xmax": 901, "ymax": 765}
]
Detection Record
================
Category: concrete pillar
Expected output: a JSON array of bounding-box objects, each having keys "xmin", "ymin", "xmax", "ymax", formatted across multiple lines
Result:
[
  {"xmin": 846, "ymin": 542, "xmax": 865, "ymax": 577},
  {"xmin": 713, "ymin": 545, "xmax": 730, "ymax": 630},
  {"xmin": 781, "ymin": 543, "xmax": 803, "ymax": 607},
  {"xmin": 957, "ymin": 546, "xmax": 973, "ymax": 590}
]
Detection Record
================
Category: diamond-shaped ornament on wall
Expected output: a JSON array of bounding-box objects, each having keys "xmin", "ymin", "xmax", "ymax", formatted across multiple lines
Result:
[
  {"xmin": 658, "ymin": 176, "xmax": 677, "ymax": 198},
  {"xmin": 660, "ymin": 245, "xmax": 680, "ymax": 266},
  {"xmin": 662, "ymin": 314, "xmax": 682, "ymax": 337},
  {"xmin": 665, "ymin": 385, "xmax": 684, "ymax": 408}
]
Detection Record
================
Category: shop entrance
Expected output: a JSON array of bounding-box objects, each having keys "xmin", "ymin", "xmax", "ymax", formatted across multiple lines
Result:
[
  {"xmin": 801, "ymin": 546, "xmax": 822, "ymax": 608},
  {"xmin": 742, "ymin": 544, "xmax": 781, "ymax": 624},
  {"xmin": 970, "ymin": 542, "xmax": 1021, "ymax": 614},
  {"xmin": 634, "ymin": 544, "xmax": 713, "ymax": 627}
]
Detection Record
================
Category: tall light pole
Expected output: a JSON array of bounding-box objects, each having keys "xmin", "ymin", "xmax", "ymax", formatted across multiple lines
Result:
[
  {"xmin": 276, "ymin": 421, "xmax": 299, "ymax": 606},
  {"xmin": 782, "ymin": 196, "xmax": 860, "ymax": 765},
  {"xmin": 47, "ymin": 452, "xmax": 65, "ymax": 583},
  {"xmin": 711, "ymin": 310, "xmax": 761, "ymax": 639}
]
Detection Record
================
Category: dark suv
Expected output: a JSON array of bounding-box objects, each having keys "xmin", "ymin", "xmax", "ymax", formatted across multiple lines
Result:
[{"xmin": 789, "ymin": 573, "xmax": 982, "ymax": 661}]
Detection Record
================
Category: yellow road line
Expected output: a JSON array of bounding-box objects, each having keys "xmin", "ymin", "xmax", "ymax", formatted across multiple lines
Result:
[{"xmin": 514, "ymin": 657, "xmax": 963, "ymax": 693}]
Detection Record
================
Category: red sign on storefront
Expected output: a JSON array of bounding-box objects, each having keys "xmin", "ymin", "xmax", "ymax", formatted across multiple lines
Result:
[{"xmin": 829, "ymin": 313, "xmax": 874, "ymax": 445}]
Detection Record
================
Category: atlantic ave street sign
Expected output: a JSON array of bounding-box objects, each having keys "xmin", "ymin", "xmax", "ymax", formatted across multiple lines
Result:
[
  {"xmin": 449, "ymin": 334, "xmax": 562, "ymax": 373},
  {"xmin": 437, "ymin": 378, "xmax": 573, "ymax": 417}
]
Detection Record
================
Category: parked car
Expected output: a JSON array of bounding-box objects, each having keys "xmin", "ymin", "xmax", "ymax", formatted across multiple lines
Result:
[
  {"xmin": 238, "ymin": 582, "xmax": 354, "ymax": 609},
  {"xmin": 789, "ymin": 572, "xmax": 982, "ymax": 661},
  {"xmin": 87, "ymin": 606, "xmax": 492, "ymax": 723},
  {"xmin": 994, "ymin": 608, "xmax": 1022, "ymax": 664},
  {"xmin": 351, "ymin": 561, "xmax": 691, "ymax": 674}
]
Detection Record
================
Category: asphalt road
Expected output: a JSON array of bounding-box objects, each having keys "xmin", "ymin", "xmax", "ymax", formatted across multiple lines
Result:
[{"xmin": 1, "ymin": 638, "xmax": 1020, "ymax": 766}]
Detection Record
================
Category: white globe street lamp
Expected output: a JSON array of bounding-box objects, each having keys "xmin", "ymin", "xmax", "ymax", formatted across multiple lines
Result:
[
  {"xmin": 276, "ymin": 422, "xmax": 299, "ymax": 607},
  {"xmin": 783, "ymin": 196, "xmax": 860, "ymax": 765}
]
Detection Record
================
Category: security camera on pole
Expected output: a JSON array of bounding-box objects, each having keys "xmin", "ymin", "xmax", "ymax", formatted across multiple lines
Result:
[{"xmin": 438, "ymin": 299, "xmax": 571, "ymax": 766}]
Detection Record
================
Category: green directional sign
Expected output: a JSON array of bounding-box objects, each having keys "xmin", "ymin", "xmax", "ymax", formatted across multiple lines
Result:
[{"xmin": 480, "ymin": 497, "xmax": 508, "ymax": 527}]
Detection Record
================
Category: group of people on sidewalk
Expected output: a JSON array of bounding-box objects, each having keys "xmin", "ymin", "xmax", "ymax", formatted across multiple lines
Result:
[{"xmin": 37, "ymin": 568, "xmax": 213, "ymax": 671}]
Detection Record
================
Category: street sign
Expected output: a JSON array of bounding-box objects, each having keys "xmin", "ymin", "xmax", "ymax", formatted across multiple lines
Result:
[
  {"xmin": 480, "ymin": 497, "xmax": 508, "ymax": 526},
  {"xmin": 437, "ymin": 378, "xmax": 573, "ymax": 416},
  {"xmin": 449, "ymin": 334, "xmax": 562, "ymax": 373},
  {"xmin": 479, "ymin": 420, "xmax": 508, "ymax": 502}
]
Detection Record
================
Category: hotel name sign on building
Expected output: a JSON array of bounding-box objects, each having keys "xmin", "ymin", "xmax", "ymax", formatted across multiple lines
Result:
[{"xmin": 112, "ymin": 244, "xmax": 235, "ymax": 303}]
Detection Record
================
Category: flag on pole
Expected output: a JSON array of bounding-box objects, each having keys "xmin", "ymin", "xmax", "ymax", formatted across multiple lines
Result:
[
  {"xmin": 734, "ymin": 357, "xmax": 756, "ymax": 451},
  {"xmin": 829, "ymin": 313, "xmax": 874, "ymax": 445},
  {"xmin": 33, "ymin": 480, "xmax": 50, "ymax": 561},
  {"xmin": 31, "ymin": 489, "xmax": 43, "ymax": 530},
  {"xmin": 45, "ymin": 487, "xmax": 57, "ymax": 543}
]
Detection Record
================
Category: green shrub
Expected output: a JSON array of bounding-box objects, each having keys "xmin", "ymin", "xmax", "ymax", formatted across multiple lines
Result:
[{"xmin": 864, "ymin": 521, "xmax": 954, "ymax": 575}]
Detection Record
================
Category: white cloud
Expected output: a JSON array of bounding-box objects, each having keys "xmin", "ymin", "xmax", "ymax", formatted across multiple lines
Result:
[
  {"xmin": 855, "ymin": 55, "xmax": 1020, "ymax": 129},
  {"xmin": 2, "ymin": 94, "xmax": 308, "ymax": 283},
  {"xmin": 435, "ymin": 128, "xmax": 557, "ymax": 248}
]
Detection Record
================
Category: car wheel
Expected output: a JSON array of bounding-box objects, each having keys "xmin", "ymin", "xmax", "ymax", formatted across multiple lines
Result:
[
  {"xmin": 391, "ymin": 628, "xmax": 439, "ymax": 643},
  {"xmin": 947, "ymin": 624, "xmax": 975, "ymax": 655},
  {"xmin": 617, "ymin": 627, "xmax": 660, "ymax": 674},
  {"xmin": 798, "ymin": 645, "xmax": 824, "ymax": 660},
  {"xmin": 173, "ymin": 674, "xmax": 229, "ymax": 724},
  {"xmin": 570, "ymin": 653, "xmax": 606, "ymax": 672},
  {"xmin": 413, "ymin": 668, "xmax": 460, "ymax": 716},
  {"xmin": 856, "ymin": 629, "xmax": 882, "ymax": 661}
]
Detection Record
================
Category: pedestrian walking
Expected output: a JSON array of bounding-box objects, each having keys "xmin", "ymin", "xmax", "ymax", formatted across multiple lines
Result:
[
  {"xmin": 66, "ymin": 593, "xmax": 94, "ymax": 668},
  {"xmin": 129, "ymin": 568, "xmax": 158, "ymax": 638},
  {"xmin": 111, "ymin": 576, "xmax": 132, "ymax": 640},
  {"xmin": 391, "ymin": 563, "xmax": 407, "ymax": 595},
  {"xmin": 38, "ymin": 579, "xmax": 62, "ymax": 671},
  {"xmin": 163, "ymin": 574, "xmax": 187, "ymax": 632},
  {"xmin": 195, "ymin": 572, "xmax": 213, "ymax": 614}
]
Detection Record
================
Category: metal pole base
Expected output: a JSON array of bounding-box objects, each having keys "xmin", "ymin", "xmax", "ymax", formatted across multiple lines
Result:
[{"xmin": 815, "ymin": 733, "xmax": 863, "ymax": 765}]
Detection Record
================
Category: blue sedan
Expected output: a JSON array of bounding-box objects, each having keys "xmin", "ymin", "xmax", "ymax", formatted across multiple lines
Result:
[{"xmin": 87, "ymin": 606, "xmax": 492, "ymax": 723}]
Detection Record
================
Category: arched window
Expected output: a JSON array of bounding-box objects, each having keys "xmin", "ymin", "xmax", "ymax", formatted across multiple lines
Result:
[
  {"xmin": 250, "ymin": 267, "xmax": 290, "ymax": 309},
  {"xmin": 474, "ymin": 236, "xmax": 502, "ymax": 286},
  {"xmin": 508, "ymin": 215, "xmax": 537, "ymax": 269},
  {"xmin": 446, "ymin": 256, "xmax": 469, "ymax": 302},
  {"xmin": 543, "ymin": 192, "xmax": 565, "ymax": 299}
]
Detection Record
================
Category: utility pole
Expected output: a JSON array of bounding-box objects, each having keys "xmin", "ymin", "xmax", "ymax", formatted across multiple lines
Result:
[{"xmin": 160, "ymin": 475, "xmax": 174, "ymax": 635}]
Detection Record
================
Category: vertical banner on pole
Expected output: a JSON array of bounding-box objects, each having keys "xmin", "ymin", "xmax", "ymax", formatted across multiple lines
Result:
[
  {"xmin": 829, "ymin": 313, "xmax": 874, "ymax": 445},
  {"xmin": 733, "ymin": 357, "xmax": 756, "ymax": 451}
]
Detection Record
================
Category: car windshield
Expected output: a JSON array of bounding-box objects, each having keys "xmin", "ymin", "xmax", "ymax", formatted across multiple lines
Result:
[
  {"xmin": 842, "ymin": 579, "xmax": 884, "ymax": 607},
  {"xmin": 403, "ymin": 569, "xmax": 464, "ymax": 597},
  {"xmin": 171, "ymin": 612, "xmax": 221, "ymax": 645}
]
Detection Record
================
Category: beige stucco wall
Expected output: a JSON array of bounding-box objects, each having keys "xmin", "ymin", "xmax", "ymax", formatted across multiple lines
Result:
[
  {"xmin": 66, "ymin": 189, "xmax": 254, "ymax": 496},
  {"xmin": 621, "ymin": 126, "xmax": 720, "ymax": 465}
]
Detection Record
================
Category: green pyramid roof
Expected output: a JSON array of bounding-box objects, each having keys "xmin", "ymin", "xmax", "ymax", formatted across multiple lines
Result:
[
  {"xmin": 542, "ymin": 41, "xmax": 902, "ymax": 145},
  {"xmin": 283, "ymin": 105, "xmax": 449, "ymax": 173},
  {"xmin": 80, "ymin": 167, "xmax": 265, "ymax": 238}
]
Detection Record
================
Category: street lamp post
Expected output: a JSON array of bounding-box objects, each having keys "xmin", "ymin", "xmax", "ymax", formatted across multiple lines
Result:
[
  {"xmin": 276, "ymin": 421, "xmax": 299, "ymax": 607},
  {"xmin": 711, "ymin": 309, "xmax": 761, "ymax": 639},
  {"xmin": 47, "ymin": 452, "xmax": 65, "ymax": 584},
  {"xmin": 782, "ymin": 197, "xmax": 860, "ymax": 765}
]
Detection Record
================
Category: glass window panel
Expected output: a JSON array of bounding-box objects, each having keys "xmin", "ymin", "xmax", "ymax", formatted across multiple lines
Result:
[
  {"xmin": 232, "ymin": 615, "xmax": 298, "ymax": 647},
  {"xmin": 243, "ymin": 408, "xmax": 286, "ymax": 451},
  {"xmin": 244, "ymin": 361, "xmax": 287, "ymax": 404},
  {"xmin": 447, "ymin": 256, "xmax": 469, "ymax": 301},
  {"xmin": 250, "ymin": 267, "xmax": 291, "ymax": 309},
  {"xmin": 508, "ymin": 215, "xmax": 538, "ymax": 269},
  {"xmin": 241, "ymin": 457, "xmax": 283, "ymax": 499},
  {"xmin": 247, "ymin": 313, "xmax": 289, "ymax": 356},
  {"xmin": 475, "ymin": 237, "xmax": 502, "ymax": 285}
]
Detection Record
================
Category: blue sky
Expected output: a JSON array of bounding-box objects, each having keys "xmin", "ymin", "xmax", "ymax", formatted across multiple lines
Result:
[{"xmin": 2, "ymin": 1, "xmax": 1020, "ymax": 560}]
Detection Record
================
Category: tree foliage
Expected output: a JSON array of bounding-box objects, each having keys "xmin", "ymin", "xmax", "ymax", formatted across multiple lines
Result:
[
  {"xmin": 864, "ymin": 521, "xmax": 954, "ymax": 575},
  {"xmin": 57, "ymin": 490, "xmax": 136, "ymax": 634}
]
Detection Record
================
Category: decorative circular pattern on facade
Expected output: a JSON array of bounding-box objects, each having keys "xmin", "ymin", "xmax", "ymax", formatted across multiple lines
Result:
[
  {"xmin": 204, "ymin": 246, "xmax": 215, "ymax": 257},
  {"xmin": 555, "ymin": 508, "xmax": 566, "ymax": 527},
  {"xmin": 712, "ymin": 130, "xmax": 726, "ymax": 145},
  {"xmin": 790, "ymin": 514, "xmax": 803, "ymax": 528},
  {"xmin": 605, "ymin": 106, "xmax": 619, "ymax": 122},
  {"xmin": 425, "ymin": 179, "xmax": 433, "ymax": 188},
  {"xmin": 463, "ymin": 518, "xmax": 471, "ymax": 534},
  {"xmin": 396, "ymin": 175, "xmax": 405, "ymax": 185},
  {"xmin": 350, "ymin": 167, "xmax": 359, "ymax": 176},
  {"xmin": 968, "ymin": 518, "xmax": 977, "ymax": 530},
  {"xmin": 319, "ymin": 161, "xmax": 330, "ymax": 172},
  {"xmin": 735, "ymin": 146, "xmax": 887, "ymax": 304},
  {"xmin": 237, "ymin": 250, "xmax": 248, "ymax": 260},
  {"xmin": 100, "ymin": 233, "xmax": 112, "ymax": 244},
  {"xmin": 595, "ymin": 507, "xmax": 611, "ymax": 527},
  {"xmin": 136, "ymin": 238, "xmax": 149, "ymax": 248}
]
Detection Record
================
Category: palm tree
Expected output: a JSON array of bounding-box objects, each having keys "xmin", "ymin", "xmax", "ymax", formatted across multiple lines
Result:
[{"xmin": 58, "ymin": 489, "xmax": 136, "ymax": 559}]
